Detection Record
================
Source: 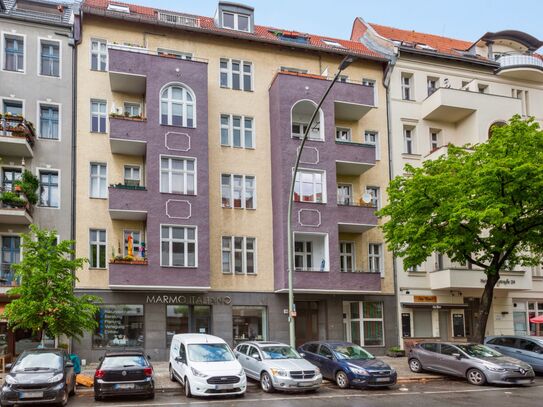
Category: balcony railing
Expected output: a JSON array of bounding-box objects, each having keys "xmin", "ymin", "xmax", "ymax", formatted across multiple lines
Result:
[
  {"xmin": 337, "ymin": 199, "xmax": 376, "ymax": 208},
  {"xmin": 341, "ymin": 268, "xmax": 380, "ymax": 274},
  {"xmin": 110, "ymin": 183, "xmax": 146, "ymax": 191},
  {"xmin": 497, "ymin": 54, "xmax": 543, "ymax": 70},
  {"xmin": 0, "ymin": 187, "xmax": 33, "ymax": 213},
  {"xmin": 157, "ymin": 11, "xmax": 200, "ymax": 27},
  {"xmin": 0, "ymin": 263, "xmax": 20, "ymax": 287},
  {"xmin": 0, "ymin": 115, "xmax": 36, "ymax": 146}
]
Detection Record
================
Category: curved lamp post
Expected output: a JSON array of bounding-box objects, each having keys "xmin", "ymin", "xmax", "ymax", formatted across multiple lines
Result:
[{"xmin": 287, "ymin": 55, "xmax": 356, "ymax": 347}]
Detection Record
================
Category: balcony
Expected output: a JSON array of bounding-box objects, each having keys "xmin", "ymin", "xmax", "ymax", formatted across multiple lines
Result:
[
  {"xmin": 0, "ymin": 188, "xmax": 33, "ymax": 224},
  {"xmin": 0, "ymin": 263, "xmax": 20, "ymax": 289},
  {"xmin": 421, "ymin": 87, "xmax": 522, "ymax": 123},
  {"xmin": 292, "ymin": 268, "xmax": 381, "ymax": 292},
  {"xmin": 108, "ymin": 44, "xmax": 148, "ymax": 95},
  {"xmin": 109, "ymin": 115, "xmax": 147, "ymax": 156},
  {"xmin": 497, "ymin": 54, "xmax": 543, "ymax": 82},
  {"xmin": 0, "ymin": 115, "xmax": 36, "ymax": 157},
  {"xmin": 336, "ymin": 202, "xmax": 378, "ymax": 233},
  {"xmin": 335, "ymin": 140, "xmax": 376, "ymax": 175},
  {"xmin": 108, "ymin": 185, "xmax": 148, "ymax": 221},
  {"xmin": 429, "ymin": 268, "xmax": 532, "ymax": 291}
]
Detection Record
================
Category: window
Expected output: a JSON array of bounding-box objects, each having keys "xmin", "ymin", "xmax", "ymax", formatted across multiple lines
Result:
[
  {"xmin": 420, "ymin": 343, "xmax": 438, "ymax": 352},
  {"xmin": 430, "ymin": 129, "xmax": 441, "ymax": 151},
  {"xmin": 280, "ymin": 66, "xmax": 308, "ymax": 74},
  {"xmin": 157, "ymin": 48, "xmax": 192, "ymax": 60},
  {"xmin": 344, "ymin": 301, "xmax": 384, "ymax": 346},
  {"xmin": 365, "ymin": 186, "xmax": 380, "ymax": 209},
  {"xmin": 160, "ymin": 85, "xmax": 195, "ymax": 127},
  {"xmin": 318, "ymin": 345, "xmax": 333, "ymax": 358},
  {"xmin": 161, "ymin": 225, "xmax": 196, "ymax": 267},
  {"xmin": 220, "ymin": 114, "xmax": 254, "ymax": 148},
  {"xmin": 220, "ymin": 58, "xmax": 253, "ymax": 91},
  {"xmin": 338, "ymin": 75, "xmax": 348, "ymax": 83},
  {"xmin": 221, "ymin": 174, "xmax": 255, "ymax": 209},
  {"xmin": 91, "ymin": 100, "xmax": 107, "ymax": 133},
  {"xmin": 40, "ymin": 40, "xmax": 60, "ymax": 77},
  {"xmin": 518, "ymin": 339, "xmax": 543, "ymax": 353},
  {"xmin": 90, "ymin": 163, "xmax": 107, "ymax": 198},
  {"xmin": 93, "ymin": 305, "xmax": 144, "ymax": 348},
  {"xmin": 4, "ymin": 34, "xmax": 24, "ymax": 72},
  {"xmin": 322, "ymin": 39, "xmax": 344, "ymax": 48},
  {"xmin": 160, "ymin": 157, "xmax": 195, "ymax": 195},
  {"xmin": 368, "ymin": 243, "xmax": 382, "ymax": 275},
  {"xmin": 335, "ymin": 127, "xmax": 351, "ymax": 141},
  {"xmin": 427, "ymin": 77, "xmax": 438, "ymax": 96},
  {"xmin": 413, "ymin": 309, "xmax": 433, "ymax": 337},
  {"xmin": 294, "ymin": 170, "xmax": 325, "ymax": 203},
  {"xmin": 123, "ymin": 165, "xmax": 140, "ymax": 187},
  {"xmin": 403, "ymin": 126, "xmax": 414, "ymax": 154},
  {"xmin": 440, "ymin": 344, "xmax": 459, "ymax": 356},
  {"xmin": 364, "ymin": 131, "xmax": 379, "ymax": 160},
  {"xmin": 340, "ymin": 242, "xmax": 355, "ymax": 272},
  {"xmin": 363, "ymin": 78, "xmax": 377, "ymax": 104},
  {"xmin": 38, "ymin": 170, "xmax": 59, "ymax": 208},
  {"xmin": 294, "ymin": 241, "xmax": 313, "ymax": 271},
  {"xmin": 3, "ymin": 100, "xmax": 23, "ymax": 116},
  {"xmin": 232, "ymin": 306, "xmax": 267, "ymax": 345},
  {"xmin": 37, "ymin": 104, "xmax": 59, "ymax": 140},
  {"xmin": 123, "ymin": 230, "xmax": 142, "ymax": 257},
  {"xmin": 222, "ymin": 236, "xmax": 256, "ymax": 275},
  {"xmin": 222, "ymin": 11, "xmax": 250, "ymax": 32},
  {"xmin": 1, "ymin": 236, "xmax": 21, "ymax": 286},
  {"xmin": 401, "ymin": 73, "xmax": 413, "ymax": 100},
  {"xmin": 90, "ymin": 39, "xmax": 107, "ymax": 71},
  {"xmin": 337, "ymin": 184, "xmax": 352, "ymax": 205},
  {"xmin": 123, "ymin": 102, "xmax": 140, "ymax": 117},
  {"xmin": 478, "ymin": 84, "xmax": 488, "ymax": 94},
  {"xmin": 89, "ymin": 229, "xmax": 106, "ymax": 268},
  {"xmin": 2, "ymin": 168, "xmax": 21, "ymax": 192},
  {"xmin": 166, "ymin": 305, "xmax": 211, "ymax": 347}
]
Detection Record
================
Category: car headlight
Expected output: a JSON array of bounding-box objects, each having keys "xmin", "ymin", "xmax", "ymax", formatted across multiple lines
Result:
[
  {"xmin": 390, "ymin": 367, "xmax": 396, "ymax": 374},
  {"xmin": 5, "ymin": 375, "xmax": 17, "ymax": 385},
  {"xmin": 190, "ymin": 367, "xmax": 207, "ymax": 378},
  {"xmin": 238, "ymin": 368, "xmax": 246, "ymax": 377},
  {"xmin": 349, "ymin": 366, "xmax": 368, "ymax": 375},
  {"xmin": 314, "ymin": 367, "xmax": 321, "ymax": 375},
  {"xmin": 484, "ymin": 365, "xmax": 506, "ymax": 372},
  {"xmin": 270, "ymin": 368, "xmax": 288, "ymax": 377},
  {"xmin": 47, "ymin": 373, "xmax": 64, "ymax": 383}
]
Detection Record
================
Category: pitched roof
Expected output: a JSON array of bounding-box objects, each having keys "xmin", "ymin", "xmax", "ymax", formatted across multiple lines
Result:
[
  {"xmin": 0, "ymin": 0, "xmax": 74, "ymax": 26},
  {"xmin": 82, "ymin": 0, "xmax": 387, "ymax": 62}
]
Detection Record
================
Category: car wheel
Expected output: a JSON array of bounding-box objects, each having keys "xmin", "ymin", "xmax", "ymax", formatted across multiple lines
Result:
[
  {"xmin": 169, "ymin": 364, "xmax": 177, "ymax": 382},
  {"xmin": 184, "ymin": 377, "xmax": 193, "ymax": 398},
  {"xmin": 94, "ymin": 393, "xmax": 103, "ymax": 402},
  {"xmin": 260, "ymin": 372, "xmax": 275, "ymax": 393},
  {"xmin": 147, "ymin": 393, "xmax": 155, "ymax": 400},
  {"xmin": 466, "ymin": 368, "xmax": 487, "ymax": 386},
  {"xmin": 335, "ymin": 370, "xmax": 350, "ymax": 389},
  {"xmin": 409, "ymin": 358, "xmax": 423, "ymax": 373}
]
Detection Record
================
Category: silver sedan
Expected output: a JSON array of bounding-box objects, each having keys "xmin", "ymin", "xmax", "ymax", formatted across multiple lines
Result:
[{"xmin": 234, "ymin": 341, "xmax": 322, "ymax": 393}]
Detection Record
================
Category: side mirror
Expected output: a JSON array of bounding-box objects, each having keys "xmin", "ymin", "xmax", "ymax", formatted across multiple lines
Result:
[
  {"xmin": 175, "ymin": 356, "xmax": 185, "ymax": 364},
  {"xmin": 5, "ymin": 363, "xmax": 12, "ymax": 371},
  {"xmin": 146, "ymin": 355, "xmax": 152, "ymax": 360},
  {"xmin": 451, "ymin": 353, "xmax": 462, "ymax": 360},
  {"xmin": 299, "ymin": 352, "xmax": 306, "ymax": 358},
  {"xmin": 326, "ymin": 354, "xmax": 334, "ymax": 360},
  {"xmin": 251, "ymin": 353, "xmax": 261, "ymax": 361}
]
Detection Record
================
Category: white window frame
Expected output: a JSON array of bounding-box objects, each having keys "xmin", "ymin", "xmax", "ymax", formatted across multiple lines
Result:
[
  {"xmin": 89, "ymin": 229, "xmax": 107, "ymax": 269},
  {"xmin": 401, "ymin": 72, "xmax": 413, "ymax": 100},
  {"xmin": 430, "ymin": 129, "xmax": 441, "ymax": 151},
  {"xmin": 335, "ymin": 127, "xmax": 352, "ymax": 141},
  {"xmin": 160, "ymin": 83, "xmax": 196, "ymax": 128},
  {"xmin": 337, "ymin": 183, "xmax": 353, "ymax": 205},
  {"xmin": 221, "ymin": 174, "xmax": 256, "ymax": 209},
  {"xmin": 157, "ymin": 48, "xmax": 193, "ymax": 60},
  {"xmin": 220, "ymin": 114, "xmax": 255, "ymax": 148},
  {"xmin": 123, "ymin": 229, "xmax": 142, "ymax": 257},
  {"xmin": 36, "ymin": 167, "xmax": 60, "ymax": 209},
  {"xmin": 365, "ymin": 186, "xmax": 380, "ymax": 209},
  {"xmin": 427, "ymin": 76, "xmax": 439, "ymax": 96},
  {"xmin": 160, "ymin": 155, "xmax": 197, "ymax": 195},
  {"xmin": 2, "ymin": 32, "xmax": 26, "ymax": 74},
  {"xmin": 403, "ymin": 126, "xmax": 414, "ymax": 154},
  {"xmin": 294, "ymin": 169, "xmax": 326, "ymax": 204},
  {"xmin": 364, "ymin": 131, "xmax": 380, "ymax": 160},
  {"xmin": 123, "ymin": 102, "xmax": 141, "ymax": 117},
  {"xmin": 123, "ymin": 165, "xmax": 141, "ymax": 186},
  {"xmin": 90, "ymin": 38, "xmax": 107, "ymax": 71},
  {"xmin": 339, "ymin": 241, "xmax": 355, "ymax": 273},
  {"xmin": 293, "ymin": 232, "xmax": 329, "ymax": 272},
  {"xmin": 368, "ymin": 243, "xmax": 383, "ymax": 276},
  {"xmin": 160, "ymin": 225, "xmax": 198, "ymax": 268},
  {"xmin": 89, "ymin": 163, "xmax": 108, "ymax": 199},
  {"xmin": 294, "ymin": 240, "xmax": 313, "ymax": 271},
  {"xmin": 90, "ymin": 99, "xmax": 107, "ymax": 133},
  {"xmin": 37, "ymin": 37, "xmax": 61, "ymax": 78},
  {"xmin": 362, "ymin": 78, "xmax": 377, "ymax": 105},
  {"xmin": 219, "ymin": 58, "xmax": 253, "ymax": 91},
  {"xmin": 221, "ymin": 11, "xmax": 251, "ymax": 32},
  {"xmin": 221, "ymin": 236, "xmax": 257, "ymax": 275}
]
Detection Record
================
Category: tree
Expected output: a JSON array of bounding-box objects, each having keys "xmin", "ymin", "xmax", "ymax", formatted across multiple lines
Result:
[
  {"xmin": 3, "ymin": 225, "xmax": 101, "ymax": 345},
  {"xmin": 378, "ymin": 116, "xmax": 543, "ymax": 343}
]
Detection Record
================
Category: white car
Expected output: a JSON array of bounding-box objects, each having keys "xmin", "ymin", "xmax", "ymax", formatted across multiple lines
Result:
[{"xmin": 168, "ymin": 334, "xmax": 246, "ymax": 398}]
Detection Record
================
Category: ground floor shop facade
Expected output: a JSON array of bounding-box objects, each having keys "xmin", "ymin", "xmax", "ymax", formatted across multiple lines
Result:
[{"xmin": 73, "ymin": 290, "xmax": 398, "ymax": 363}]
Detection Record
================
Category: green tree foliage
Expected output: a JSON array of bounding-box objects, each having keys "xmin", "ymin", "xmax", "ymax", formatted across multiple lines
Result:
[
  {"xmin": 3, "ymin": 225, "xmax": 101, "ymax": 343},
  {"xmin": 378, "ymin": 116, "xmax": 543, "ymax": 342}
]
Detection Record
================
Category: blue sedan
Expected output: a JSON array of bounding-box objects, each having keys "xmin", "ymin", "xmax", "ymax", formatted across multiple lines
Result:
[{"xmin": 298, "ymin": 341, "xmax": 397, "ymax": 389}]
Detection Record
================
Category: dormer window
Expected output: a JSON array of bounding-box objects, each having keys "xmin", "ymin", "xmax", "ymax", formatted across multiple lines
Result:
[
  {"xmin": 216, "ymin": 2, "xmax": 254, "ymax": 33},
  {"xmin": 222, "ymin": 11, "xmax": 250, "ymax": 32}
]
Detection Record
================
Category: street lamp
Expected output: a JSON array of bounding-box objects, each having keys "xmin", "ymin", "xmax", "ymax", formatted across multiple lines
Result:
[{"xmin": 286, "ymin": 55, "xmax": 356, "ymax": 347}]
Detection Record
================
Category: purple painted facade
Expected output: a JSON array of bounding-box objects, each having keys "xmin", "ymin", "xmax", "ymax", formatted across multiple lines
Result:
[
  {"xmin": 108, "ymin": 48, "xmax": 210, "ymax": 289},
  {"xmin": 269, "ymin": 72, "xmax": 381, "ymax": 292}
]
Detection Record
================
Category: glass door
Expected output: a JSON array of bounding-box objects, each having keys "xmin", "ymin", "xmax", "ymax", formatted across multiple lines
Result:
[{"xmin": 337, "ymin": 184, "xmax": 352, "ymax": 205}]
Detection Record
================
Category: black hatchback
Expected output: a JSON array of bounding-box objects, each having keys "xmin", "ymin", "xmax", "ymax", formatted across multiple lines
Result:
[
  {"xmin": 94, "ymin": 351, "xmax": 154, "ymax": 401},
  {"xmin": 0, "ymin": 348, "xmax": 76, "ymax": 406}
]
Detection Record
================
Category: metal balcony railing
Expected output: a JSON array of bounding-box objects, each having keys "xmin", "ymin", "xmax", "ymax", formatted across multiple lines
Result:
[{"xmin": 157, "ymin": 11, "xmax": 200, "ymax": 27}]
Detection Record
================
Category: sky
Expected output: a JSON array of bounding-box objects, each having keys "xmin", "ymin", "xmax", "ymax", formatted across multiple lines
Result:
[{"xmin": 121, "ymin": 0, "xmax": 542, "ymax": 45}]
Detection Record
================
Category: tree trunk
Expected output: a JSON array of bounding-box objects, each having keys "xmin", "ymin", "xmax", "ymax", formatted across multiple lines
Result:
[{"xmin": 473, "ymin": 271, "xmax": 500, "ymax": 343}]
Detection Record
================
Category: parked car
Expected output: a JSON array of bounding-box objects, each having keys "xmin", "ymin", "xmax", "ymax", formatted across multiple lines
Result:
[
  {"xmin": 234, "ymin": 341, "xmax": 322, "ymax": 393},
  {"xmin": 93, "ymin": 351, "xmax": 154, "ymax": 401},
  {"xmin": 298, "ymin": 341, "xmax": 397, "ymax": 389},
  {"xmin": 408, "ymin": 342, "xmax": 535, "ymax": 385},
  {"xmin": 0, "ymin": 348, "xmax": 76, "ymax": 406},
  {"xmin": 485, "ymin": 335, "xmax": 543, "ymax": 373},
  {"xmin": 169, "ymin": 334, "xmax": 246, "ymax": 398}
]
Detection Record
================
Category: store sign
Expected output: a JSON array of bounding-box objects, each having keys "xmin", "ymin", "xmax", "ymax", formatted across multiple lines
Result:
[
  {"xmin": 414, "ymin": 295, "xmax": 437, "ymax": 303},
  {"xmin": 146, "ymin": 295, "xmax": 232, "ymax": 305},
  {"xmin": 480, "ymin": 278, "xmax": 517, "ymax": 287}
]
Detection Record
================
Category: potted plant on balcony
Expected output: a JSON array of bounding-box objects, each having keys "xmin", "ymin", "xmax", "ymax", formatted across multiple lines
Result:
[
  {"xmin": 0, "ymin": 191, "xmax": 26, "ymax": 208},
  {"xmin": 14, "ymin": 170, "xmax": 39, "ymax": 205},
  {"xmin": 386, "ymin": 346, "xmax": 405, "ymax": 358}
]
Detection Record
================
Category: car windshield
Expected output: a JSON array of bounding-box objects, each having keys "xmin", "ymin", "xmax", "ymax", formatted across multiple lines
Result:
[
  {"xmin": 13, "ymin": 352, "xmax": 63, "ymax": 372},
  {"xmin": 261, "ymin": 346, "xmax": 301, "ymax": 360},
  {"xmin": 333, "ymin": 345, "xmax": 375, "ymax": 360},
  {"xmin": 188, "ymin": 344, "xmax": 235, "ymax": 362},
  {"xmin": 101, "ymin": 355, "xmax": 147, "ymax": 369},
  {"xmin": 456, "ymin": 344, "xmax": 502, "ymax": 358}
]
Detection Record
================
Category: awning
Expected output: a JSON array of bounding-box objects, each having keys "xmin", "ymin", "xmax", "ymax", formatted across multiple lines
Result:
[
  {"xmin": 529, "ymin": 315, "xmax": 543, "ymax": 324},
  {"xmin": 401, "ymin": 302, "xmax": 468, "ymax": 309}
]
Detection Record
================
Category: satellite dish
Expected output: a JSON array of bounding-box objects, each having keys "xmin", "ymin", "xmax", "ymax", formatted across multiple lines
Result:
[{"xmin": 362, "ymin": 193, "xmax": 372, "ymax": 204}]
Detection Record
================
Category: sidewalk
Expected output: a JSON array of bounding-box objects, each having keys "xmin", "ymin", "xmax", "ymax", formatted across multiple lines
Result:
[{"xmin": 74, "ymin": 356, "xmax": 442, "ymax": 393}]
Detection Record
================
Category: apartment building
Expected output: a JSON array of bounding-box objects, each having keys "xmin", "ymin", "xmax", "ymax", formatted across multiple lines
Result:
[
  {"xmin": 73, "ymin": 0, "xmax": 396, "ymax": 361},
  {"xmin": 0, "ymin": 0, "xmax": 75, "ymax": 356},
  {"xmin": 352, "ymin": 20, "xmax": 543, "ymax": 344}
]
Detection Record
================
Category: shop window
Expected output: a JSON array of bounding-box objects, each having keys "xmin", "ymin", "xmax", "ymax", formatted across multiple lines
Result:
[
  {"xmin": 166, "ymin": 305, "xmax": 211, "ymax": 347},
  {"xmin": 93, "ymin": 305, "xmax": 144, "ymax": 348},
  {"xmin": 232, "ymin": 306, "xmax": 267, "ymax": 345},
  {"xmin": 343, "ymin": 301, "xmax": 384, "ymax": 346},
  {"xmin": 14, "ymin": 329, "xmax": 54, "ymax": 355},
  {"xmin": 413, "ymin": 308, "xmax": 433, "ymax": 337}
]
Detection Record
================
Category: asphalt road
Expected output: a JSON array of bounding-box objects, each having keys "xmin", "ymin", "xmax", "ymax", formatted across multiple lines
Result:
[{"xmin": 66, "ymin": 377, "xmax": 543, "ymax": 406}]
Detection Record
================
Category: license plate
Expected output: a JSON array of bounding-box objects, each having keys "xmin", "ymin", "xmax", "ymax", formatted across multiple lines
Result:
[
  {"xmin": 20, "ymin": 391, "xmax": 44, "ymax": 399},
  {"xmin": 215, "ymin": 384, "xmax": 234, "ymax": 390},
  {"xmin": 375, "ymin": 377, "xmax": 390, "ymax": 382},
  {"xmin": 516, "ymin": 380, "xmax": 531, "ymax": 384},
  {"xmin": 297, "ymin": 382, "xmax": 314, "ymax": 387},
  {"xmin": 114, "ymin": 383, "xmax": 135, "ymax": 390}
]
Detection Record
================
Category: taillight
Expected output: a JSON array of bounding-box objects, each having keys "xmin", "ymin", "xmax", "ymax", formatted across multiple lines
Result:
[
  {"xmin": 95, "ymin": 369, "xmax": 105, "ymax": 379},
  {"xmin": 144, "ymin": 367, "xmax": 153, "ymax": 377}
]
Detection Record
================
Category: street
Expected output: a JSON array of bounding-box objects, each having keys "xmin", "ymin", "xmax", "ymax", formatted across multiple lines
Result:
[{"xmin": 66, "ymin": 377, "xmax": 543, "ymax": 406}]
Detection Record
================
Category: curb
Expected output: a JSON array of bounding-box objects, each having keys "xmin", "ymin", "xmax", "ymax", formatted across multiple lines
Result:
[{"xmin": 397, "ymin": 376, "xmax": 444, "ymax": 384}]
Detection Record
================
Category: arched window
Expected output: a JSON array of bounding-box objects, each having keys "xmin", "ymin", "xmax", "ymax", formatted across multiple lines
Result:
[
  {"xmin": 291, "ymin": 100, "xmax": 324, "ymax": 141},
  {"xmin": 160, "ymin": 84, "xmax": 195, "ymax": 127},
  {"xmin": 488, "ymin": 121, "xmax": 506, "ymax": 139}
]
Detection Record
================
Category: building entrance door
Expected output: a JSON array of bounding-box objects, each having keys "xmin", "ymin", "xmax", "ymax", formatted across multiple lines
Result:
[
  {"xmin": 295, "ymin": 301, "xmax": 319, "ymax": 347},
  {"xmin": 464, "ymin": 297, "xmax": 481, "ymax": 341},
  {"xmin": 439, "ymin": 310, "xmax": 450, "ymax": 340}
]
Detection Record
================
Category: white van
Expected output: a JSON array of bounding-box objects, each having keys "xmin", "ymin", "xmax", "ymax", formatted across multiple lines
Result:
[{"xmin": 169, "ymin": 334, "xmax": 246, "ymax": 398}]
